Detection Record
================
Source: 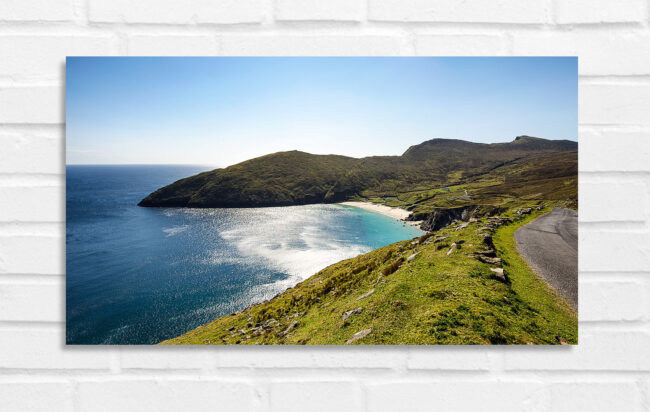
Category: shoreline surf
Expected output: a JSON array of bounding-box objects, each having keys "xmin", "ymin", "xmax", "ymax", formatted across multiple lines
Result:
[
  {"xmin": 338, "ymin": 201, "xmax": 424, "ymax": 228},
  {"xmin": 66, "ymin": 165, "xmax": 425, "ymax": 344}
]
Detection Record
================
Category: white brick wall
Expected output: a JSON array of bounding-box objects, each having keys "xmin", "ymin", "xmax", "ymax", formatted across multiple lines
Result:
[{"xmin": 0, "ymin": 1, "xmax": 648, "ymax": 411}]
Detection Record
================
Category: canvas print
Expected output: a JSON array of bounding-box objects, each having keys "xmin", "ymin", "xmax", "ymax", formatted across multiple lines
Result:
[{"xmin": 66, "ymin": 57, "xmax": 577, "ymax": 345}]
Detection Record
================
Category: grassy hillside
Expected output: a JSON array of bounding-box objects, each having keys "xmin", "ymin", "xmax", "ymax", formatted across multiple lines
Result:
[
  {"xmin": 153, "ymin": 135, "xmax": 578, "ymax": 345},
  {"xmin": 139, "ymin": 136, "xmax": 577, "ymax": 210},
  {"xmin": 162, "ymin": 206, "xmax": 577, "ymax": 345},
  {"xmin": 366, "ymin": 150, "xmax": 578, "ymax": 216}
]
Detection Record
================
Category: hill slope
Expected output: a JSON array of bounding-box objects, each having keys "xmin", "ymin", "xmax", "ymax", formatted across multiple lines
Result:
[
  {"xmin": 138, "ymin": 136, "xmax": 577, "ymax": 211},
  {"xmin": 153, "ymin": 136, "xmax": 578, "ymax": 345},
  {"xmin": 162, "ymin": 207, "xmax": 577, "ymax": 345}
]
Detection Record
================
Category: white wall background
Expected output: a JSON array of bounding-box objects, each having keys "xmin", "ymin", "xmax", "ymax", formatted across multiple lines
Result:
[{"xmin": 1, "ymin": 0, "xmax": 649, "ymax": 411}]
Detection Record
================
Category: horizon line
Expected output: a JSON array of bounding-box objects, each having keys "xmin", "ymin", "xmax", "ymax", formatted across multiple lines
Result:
[{"xmin": 66, "ymin": 135, "xmax": 578, "ymax": 167}]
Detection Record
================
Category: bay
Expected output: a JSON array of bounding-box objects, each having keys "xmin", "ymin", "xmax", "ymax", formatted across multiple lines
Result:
[{"xmin": 66, "ymin": 165, "xmax": 423, "ymax": 344}]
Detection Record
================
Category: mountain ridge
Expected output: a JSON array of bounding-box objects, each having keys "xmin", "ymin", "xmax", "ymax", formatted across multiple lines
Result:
[{"xmin": 138, "ymin": 136, "xmax": 577, "ymax": 210}]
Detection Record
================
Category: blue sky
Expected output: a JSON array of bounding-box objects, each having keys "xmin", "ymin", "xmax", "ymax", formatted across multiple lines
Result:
[{"xmin": 66, "ymin": 57, "xmax": 577, "ymax": 166}]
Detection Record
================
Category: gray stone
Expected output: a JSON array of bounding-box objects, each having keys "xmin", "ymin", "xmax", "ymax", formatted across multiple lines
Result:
[
  {"xmin": 356, "ymin": 288, "xmax": 375, "ymax": 301},
  {"xmin": 277, "ymin": 321, "xmax": 298, "ymax": 337},
  {"xmin": 342, "ymin": 307, "xmax": 363, "ymax": 321},
  {"xmin": 479, "ymin": 256, "xmax": 502, "ymax": 265},
  {"xmin": 489, "ymin": 267, "xmax": 508, "ymax": 282},
  {"xmin": 476, "ymin": 249, "xmax": 496, "ymax": 256},
  {"xmin": 250, "ymin": 326, "xmax": 265, "ymax": 336},
  {"xmin": 516, "ymin": 207, "xmax": 533, "ymax": 216},
  {"xmin": 263, "ymin": 318, "xmax": 278, "ymax": 328},
  {"xmin": 345, "ymin": 328, "xmax": 372, "ymax": 345}
]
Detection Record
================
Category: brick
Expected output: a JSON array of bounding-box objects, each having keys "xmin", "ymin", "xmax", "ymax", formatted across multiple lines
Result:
[
  {"xmin": 215, "ymin": 347, "xmax": 404, "ymax": 369},
  {"xmin": 579, "ymin": 130, "xmax": 650, "ymax": 171},
  {"xmin": 270, "ymin": 381, "xmax": 361, "ymax": 412},
  {"xmin": 275, "ymin": 0, "xmax": 364, "ymax": 21},
  {"xmin": 368, "ymin": 0, "xmax": 548, "ymax": 23},
  {"xmin": 0, "ymin": 186, "xmax": 64, "ymax": 222},
  {"xmin": 554, "ymin": 0, "xmax": 645, "ymax": 24},
  {"xmin": 0, "ymin": 282, "xmax": 63, "ymax": 322},
  {"xmin": 366, "ymin": 382, "xmax": 546, "ymax": 412},
  {"xmin": 549, "ymin": 382, "xmax": 643, "ymax": 411},
  {"xmin": 76, "ymin": 380, "xmax": 255, "ymax": 412},
  {"xmin": 0, "ymin": 0, "xmax": 75, "ymax": 22},
  {"xmin": 579, "ymin": 180, "xmax": 646, "ymax": 222},
  {"xmin": 0, "ymin": 87, "xmax": 63, "ymax": 124},
  {"xmin": 407, "ymin": 347, "xmax": 491, "ymax": 370},
  {"xmin": 0, "ymin": 36, "xmax": 114, "ymax": 82},
  {"xmin": 0, "ymin": 5, "xmax": 648, "ymax": 407},
  {"xmin": 120, "ymin": 347, "xmax": 212, "ymax": 369},
  {"xmin": 579, "ymin": 280, "xmax": 646, "ymax": 321},
  {"xmin": 415, "ymin": 34, "xmax": 508, "ymax": 55},
  {"xmin": 220, "ymin": 35, "xmax": 408, "ymax": 55},
  {"xmin": 513, "ymin": 32, "xmax": 650, "ymax": 75},
  {"xmin": 0, "ymin": 329, "xmax": 111, "ymax": 369},
  {"xmin": 89, "ymin": 0, "xmax": 265, "ymax": 24},
  {"xmin": 643, "ymin": 379, "xmax": 650, "ymax": 408},
  {"xmin": 127, "ymin": 35, "xmax": 219, "ymax": 56},
  {"xmin": 504, "ymin": 330, "xmax": 650, "ymax": 370},
  {"xmin": 0, "ymin": 130, "xmax": 63, "ymax": 174},
  {"xmin": 0, "ymin": 382, "xmax": 73, "ymax": 412},
  {"xmin": 580, "ymin": 84, "xmax": 650, "ymax": 125},
  {"xmin": 580, "ymin": 232, "xmax": 650, "ymax": 272},
  {"xmin": 0, "ymin": 236, "xmax": 63, "ymax": 275}
]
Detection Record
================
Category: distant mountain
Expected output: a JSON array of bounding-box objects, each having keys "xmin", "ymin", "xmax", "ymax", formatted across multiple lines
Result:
[{"xmin": 138, "ymin": 136, "xmax": 577, "ymax": 209}]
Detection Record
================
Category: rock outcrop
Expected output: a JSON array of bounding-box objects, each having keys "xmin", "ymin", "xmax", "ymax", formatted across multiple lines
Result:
[
  {"xmin": 342, "ymin": 307, "xmax": 363, "ymax": 321},
  {"xmin": 356, "ymin": 288, "xmax": 375, "ymax": 301},
  {"xmin": 419, "ymin": 206, "xmax": 476, "ymax": 232},
  {"xmin": 418, "ymin": 205, "xmax": 505, "ymax": 232},
  {"xmin": 407, "ymin": 252, "xmax": 420, "ymax": 263},
  {"xmin": 490, "ymin": 267, "xmax": 508, "ymax": 283},
  {"xmin": 345, "ymin": 328, "xmax": 372, "ymax": 344}
]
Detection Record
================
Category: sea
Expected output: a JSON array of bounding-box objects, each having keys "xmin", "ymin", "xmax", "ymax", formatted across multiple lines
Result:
[{"xmin": 66, "ymin": 165, "xmax": 423, "ymax": 344}]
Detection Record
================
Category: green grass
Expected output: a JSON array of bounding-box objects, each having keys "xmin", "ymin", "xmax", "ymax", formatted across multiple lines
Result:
[{"xmin": 162, "ymin": 207, "xmax": 577, "ymax": 345}]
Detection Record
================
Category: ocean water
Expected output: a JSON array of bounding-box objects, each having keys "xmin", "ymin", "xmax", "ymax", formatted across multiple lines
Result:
[{"xmin": 66, "ymin": 165, "xmax": 423, "ymax": 344}]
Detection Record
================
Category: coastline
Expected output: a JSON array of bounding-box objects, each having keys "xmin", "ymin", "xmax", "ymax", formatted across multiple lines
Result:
[
  {"xmin": 338, "ymin": 201, "xmax": 423, "ymax": 227},
  {"xmin": 163, "ymin": 206, "xmax": 578, "ymax": 345}
]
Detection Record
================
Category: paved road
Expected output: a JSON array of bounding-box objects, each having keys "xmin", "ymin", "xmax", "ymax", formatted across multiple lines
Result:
[{"xmin": 514, "ymin": 208, "xmax": 578, "ymax": 309}]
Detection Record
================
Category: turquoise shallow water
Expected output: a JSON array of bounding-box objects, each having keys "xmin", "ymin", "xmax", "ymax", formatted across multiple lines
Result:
[{"xmin": 66, "ymin": 165, "xmax": 423, "ymax": 344}]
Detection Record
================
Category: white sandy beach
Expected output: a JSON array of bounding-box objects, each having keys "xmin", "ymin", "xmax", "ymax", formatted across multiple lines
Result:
[{"xmin": 339, "ymin": 201, "xmax": 423, "ymax": 227}]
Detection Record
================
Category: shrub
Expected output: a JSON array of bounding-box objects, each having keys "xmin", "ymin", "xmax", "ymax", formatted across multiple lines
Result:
[
  {"xmin": 418, "ymin": 232, "xmax": 434, "ymax": 243},
  {"xmin": 382, "ymin": 258, "xmax": 403, "ymax": 276},
  {"xmin": 382, "ymin": 249, "xmax": 395, "ymax": 262},
  {"xmin": 351, "ymin": 264, "xmax": 367, "ymax": 275}
]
